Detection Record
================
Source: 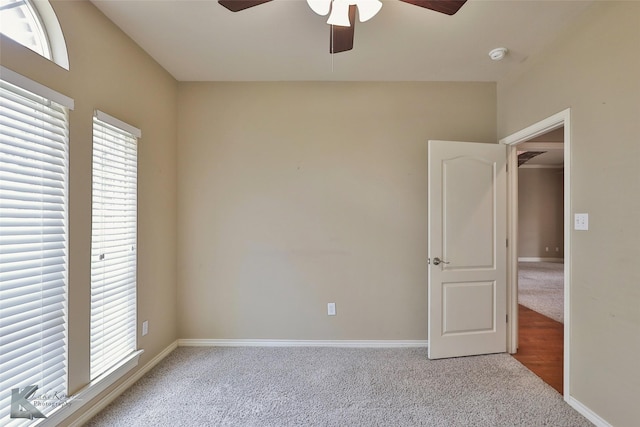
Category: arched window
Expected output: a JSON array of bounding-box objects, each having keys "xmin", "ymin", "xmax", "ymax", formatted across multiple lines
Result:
[{"xmin": 0, "ymin": 0, "xmax": 69, "ymax": 69}]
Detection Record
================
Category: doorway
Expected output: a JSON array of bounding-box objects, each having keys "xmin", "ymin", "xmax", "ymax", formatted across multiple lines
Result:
[
  {"xmin": 511, "ymin": 130, "xmax": 565, "ymax": 393},
  {"xmin": 501, "ymin": 109, "xmax": 571, "ymax": 397}
]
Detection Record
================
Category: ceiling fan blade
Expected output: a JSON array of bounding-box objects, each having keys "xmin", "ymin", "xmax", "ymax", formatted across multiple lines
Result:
[
  {"xmin": 218, "ymin": 0, "xmax": 273, "ymax": 13},
  {"xmin": 330, "ymin": 5, "xmax": 356, "ymax": 54},
  {"xmin": 399, "ymin": 0, "xmax": 467, "ymax": 16}
]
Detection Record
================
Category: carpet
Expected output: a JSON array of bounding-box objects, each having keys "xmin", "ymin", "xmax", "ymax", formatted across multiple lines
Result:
[
  {"xmin": 518, "ymin": 262, "xmax": 564, "ymax": 323},
  {"xmin": 86, "ymin": 347, "xmax": 591, "ymax": 426}
]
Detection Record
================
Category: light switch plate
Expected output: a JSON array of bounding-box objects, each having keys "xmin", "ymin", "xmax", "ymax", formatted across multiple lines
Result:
[
  {"xmin": 327, "ymin": 303, "xmax": 336, "ymax": 316},
  {"xmin": 574, "ymin": 213, "xmax": 589, "ymax": 230}
]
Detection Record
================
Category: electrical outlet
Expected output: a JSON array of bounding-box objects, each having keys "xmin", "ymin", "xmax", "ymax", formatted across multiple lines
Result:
[
  {"xmin": 327, "ymin": 303, "xmax": 336, "ymax": 316},
  {"xmin": 545, "ymin": 247, "xmax": 549, "ymax": 252},
  {"xmin": 142, "ymin": 320, "xmax": 148, "ymax": 336},
  {"xmin": 574, "ymin": 213, "xmax": 589, "ymax": 230}
]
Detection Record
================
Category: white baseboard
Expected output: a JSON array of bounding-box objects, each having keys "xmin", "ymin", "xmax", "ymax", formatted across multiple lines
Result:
[
  {"xmin": 565, "ymin": 395, "xmax": 611, "ymax": 427},
  {"xmin": 67, "ymin": 340, "xmax": 178, "ymax": 427},
  {"xmin": 518, "ymin": 257, "xmax": 564, "ymax": 262},
  {"xmin": 177, "ymin": 339, "xmax": 428, "ymax": 348}
]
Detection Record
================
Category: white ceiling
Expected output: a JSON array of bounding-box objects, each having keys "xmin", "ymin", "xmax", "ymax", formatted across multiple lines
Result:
[{"xmin": 90, "ymin": 0, "xmax": 595, "ymax": 82}]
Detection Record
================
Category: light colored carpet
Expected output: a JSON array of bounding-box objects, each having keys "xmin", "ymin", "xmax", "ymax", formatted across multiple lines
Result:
[
  {"xmin": 86, "ymin": 347, "xmax": 591, "ymax": 426},
  {"xmin": 518, "ymin": 261, "xmax": 564, "ymax": 323}
]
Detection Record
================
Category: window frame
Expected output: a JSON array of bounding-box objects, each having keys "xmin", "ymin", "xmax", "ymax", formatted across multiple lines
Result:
[
  {"xmin": 0, "ymin": 67, "xmax": 73, "ymax": 424},
  {"xmin": 89, "ymin": 110, "xmax": 141, "ymax": 381}
]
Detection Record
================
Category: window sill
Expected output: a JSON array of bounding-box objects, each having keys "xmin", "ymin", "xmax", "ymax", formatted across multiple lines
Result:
[{"xmin": 41, "ymin": 349, "xmax": 144, "ymax": 426}]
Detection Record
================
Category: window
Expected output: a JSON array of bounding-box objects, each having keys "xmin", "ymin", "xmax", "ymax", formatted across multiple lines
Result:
[
  {"xmin": 0, "ymin": 0, "xmax": 51, "ymax": 59},
  {"xmin": 90, "ymin": 111, "xmax": 139, "ymax": 380},
  {"xmin": 0, "ymin": 0, "xmax": 69, "ymax": 70},
  {"xmin": 0, "ymin": 69, "xmax": 72, "ymax": 423}
]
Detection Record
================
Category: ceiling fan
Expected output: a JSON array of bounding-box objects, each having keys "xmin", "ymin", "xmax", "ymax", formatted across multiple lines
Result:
[{"xmin": 218, "ymin": 0, "xmax": 468, "ymax": 53}]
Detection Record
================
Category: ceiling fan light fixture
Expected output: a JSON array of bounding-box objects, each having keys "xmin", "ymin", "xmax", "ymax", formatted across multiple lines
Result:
[
  {"xmin": 220, "ymin": 0, "xmax": 468, "ymax": 54},
  {"xmin": 309, "ymin": 0, "xmax": 383, "ymax": 27}
]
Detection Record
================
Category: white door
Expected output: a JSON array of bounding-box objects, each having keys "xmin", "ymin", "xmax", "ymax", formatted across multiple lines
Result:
[{"xmin": 428, "ymin": 140, "xmax": 507, "ymax": 359}]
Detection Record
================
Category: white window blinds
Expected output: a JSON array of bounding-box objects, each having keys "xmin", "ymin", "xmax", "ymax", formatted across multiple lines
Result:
[
  {"xmin": 90, "ymin": 112, "xmax": 139, "ymax": 380},
  {"xmin": 0, "ymin": 77, "xmax": 69, "ymax": 423}
]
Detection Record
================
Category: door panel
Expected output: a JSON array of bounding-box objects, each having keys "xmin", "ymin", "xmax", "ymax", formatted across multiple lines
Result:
[
  {"xmin": 428, "ymin": 140, "xmax": 506, "ymax": 359},
  {"xmin": 443, "ymin": 281, "xmax": 495, "ymax": 335},
  {"xmin": 443, "ymin": 157, "xmax": 496, "ymax": 269}
]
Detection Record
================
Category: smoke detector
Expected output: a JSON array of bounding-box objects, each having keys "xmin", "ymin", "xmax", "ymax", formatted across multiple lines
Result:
[{"xmin": 489, "ymin": 47, "xmax": 508, "ymax": 61}]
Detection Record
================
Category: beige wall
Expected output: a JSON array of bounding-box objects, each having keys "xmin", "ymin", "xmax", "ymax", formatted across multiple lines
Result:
[
  {"xmin": 0, "ymin": 0, "xmax": 178, "ymax": 415},
  {"xmin": 499, "ymin": 2, "xmax": 640, "ymax": 425},
  {"xmin": 177, "ymin": 82, "xmax": 496, "ymax": 340},
  {"xmin": 518, "ymin": 168, "xmax": 564, "ymax": 258}
]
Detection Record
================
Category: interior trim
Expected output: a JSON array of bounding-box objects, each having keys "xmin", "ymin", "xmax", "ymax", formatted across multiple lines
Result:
[
  {"xmin": 42, "ymin": 350, "xmax": 144, "ymax": 426},
  {"xmin": 0, "ymin": 65, "xmax": 74, "ymax": 109},
  {"xmin": 65, "ymin": 342, "xmax": 177, "ymax": 427},
  {"xmin": 565, "ymin": 396, "xmax": 612, "ymax": 427},
  {"xmin": 177, "ymin": 339, "xmax": 429, "ymax": 348},
  {"xmin": 500, "ymin": 107, "xmax": 573, "ymax": 402}
]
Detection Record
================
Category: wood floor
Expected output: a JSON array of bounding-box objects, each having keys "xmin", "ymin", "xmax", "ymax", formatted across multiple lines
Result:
[{"xmin": 511, "ymin": 304, "xmax": 564, "ymax": 394}]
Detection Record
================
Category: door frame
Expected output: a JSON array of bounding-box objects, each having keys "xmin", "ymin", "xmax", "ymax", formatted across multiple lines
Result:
[{"xmin": 500, "ymin": 108, "xmax": 571, "ymax": 397}]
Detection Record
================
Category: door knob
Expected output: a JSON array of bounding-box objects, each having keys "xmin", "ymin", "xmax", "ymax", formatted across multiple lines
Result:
[{"xmin": 432, "ymin": 257, "xmax": 450, "ymax": 266}]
